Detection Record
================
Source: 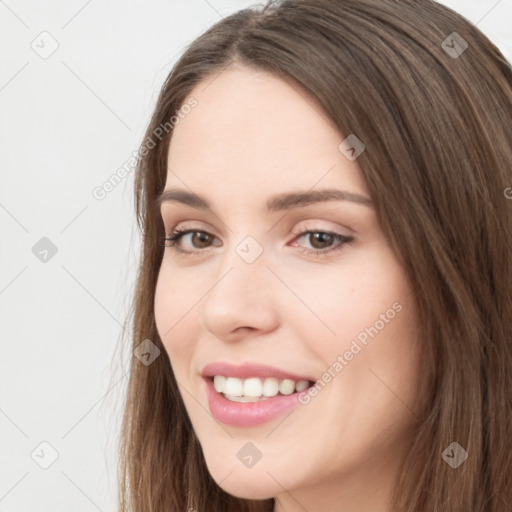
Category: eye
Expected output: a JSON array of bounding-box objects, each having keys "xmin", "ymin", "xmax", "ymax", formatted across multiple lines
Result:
[
  {"xmin": 291, "ymin": 230, "xmax": 354, "ymax": 257},
  {"xmin": 163, "ymin": 228, "xmax": 218, "ymax": 253},
  {"xmin": 162, "ymin": 226, "xmax": 354, "ymax": 258}
]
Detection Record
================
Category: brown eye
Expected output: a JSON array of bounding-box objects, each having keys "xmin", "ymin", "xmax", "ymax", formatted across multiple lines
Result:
[
  {"xmin": 164, "ymin": 228, "xmax": 353, "ymax": 257},
  {"xmin": 164, "ymin": 229, "xmax": 219, "ymax": 252},
  {"xmin": 292, "ymin": 229, "xmax": 354, "ymax": 257},
  {"xmin": 308, "ymin": 232, "xmax": 335, "ymax": 249},
  {"xmin": 191, "ymin": 231, "xmax": 213, "ymax": 248}
]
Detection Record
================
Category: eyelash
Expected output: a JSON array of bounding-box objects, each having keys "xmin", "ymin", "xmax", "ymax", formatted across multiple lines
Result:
[{"xmin": 162, "ymin": 227, "xmax": 354, "ymax": 258}]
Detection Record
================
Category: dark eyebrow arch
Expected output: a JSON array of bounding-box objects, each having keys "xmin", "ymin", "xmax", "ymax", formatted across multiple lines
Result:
[{"xmin": 156, "ymin": 188, "xmax": 373, "ymax": 211}]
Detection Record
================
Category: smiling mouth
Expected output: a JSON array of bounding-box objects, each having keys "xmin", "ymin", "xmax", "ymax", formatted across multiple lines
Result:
[{"xmin": 208, "ymin": 375, "xmax": 315, "ymax": 402}]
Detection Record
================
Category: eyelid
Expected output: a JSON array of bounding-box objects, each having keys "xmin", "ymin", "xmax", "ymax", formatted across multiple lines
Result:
[
  {"xmin": 163, "ymin": 219, "xmax": 217, "ymax": 236},
  {"xmin": 290, "ymin": 219, "xmax": 353, "ymax": 236},
  {"xmin": 165, "ymin": 219, "xmax": 352, "ymax": 242}
]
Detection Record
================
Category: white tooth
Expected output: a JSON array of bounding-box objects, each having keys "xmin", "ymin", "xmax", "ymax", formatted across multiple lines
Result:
[
  {"xmin": 224, "ymin": 377, "xmax": 243, "ymax": 397},
  {"xmin": 214, "ymin": 375, "xmax": 307, "ymax": 398},
  {"xmin": 279, "ymin": 379, "xmax": 296, "ymax": 395},
  {"xmin": 213, "ymin": 375, "xmax": 226, "ymax": 393},
  {"xmin": 224, "ymin": 395, "xmax": 269, "ymax": 402},
  {"xmin": 295, "ymin": 380, "xmax": 309, "ymax": 392},
  {"xmin": 262, "ymin": 377, "xmax": 279, "ymax": 397},
  {"xmin": 243, "ymin": 377, "xmax": 263, "ymax": 397}
]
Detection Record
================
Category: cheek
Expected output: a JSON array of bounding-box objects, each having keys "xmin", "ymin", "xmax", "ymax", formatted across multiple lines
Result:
[
  {"xmin": 285, "ymin": 248, "xmax": 421, "ymax": 403},
  {"xmin": 154, "ymin": 266, "xmax": 198, "ymax": 373},
  {"xmin": 154, "ymin": 269, "xmax": 173, "ymax": 339},
  {"xmin": 281, "ymin": 249, "xmax": 413, "ymax": 344}
]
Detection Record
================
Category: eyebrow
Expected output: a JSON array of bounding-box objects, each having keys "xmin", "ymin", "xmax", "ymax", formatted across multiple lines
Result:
[{"xmin": 156, "ymin": 187, "xmax": 373, "ymax": 211}]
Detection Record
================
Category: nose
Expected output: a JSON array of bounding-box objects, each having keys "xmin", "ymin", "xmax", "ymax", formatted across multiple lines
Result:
[{"xmin": 199, "ymin": 246, "xmax": 280, "ymax": 342}]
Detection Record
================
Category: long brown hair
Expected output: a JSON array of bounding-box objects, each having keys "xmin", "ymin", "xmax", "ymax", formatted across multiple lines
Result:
[{"xmin": 116, "ymin": 1, "xmax": 512, "ymax": 510}]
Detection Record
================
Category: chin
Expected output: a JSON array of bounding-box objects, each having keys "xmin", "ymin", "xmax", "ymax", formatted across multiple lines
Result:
[
  {"xmin": 218, "ymin": 481, "xmax": 276, "ymax": 500},
  {"xmin": 207, "ymin": 465, "xmax": 279, "ymax": 500}
]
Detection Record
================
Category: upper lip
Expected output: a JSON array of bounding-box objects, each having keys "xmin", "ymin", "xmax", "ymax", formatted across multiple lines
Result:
[{"xmin": 201, "ymin": 361, "xmax": 315, "ymax": 382}]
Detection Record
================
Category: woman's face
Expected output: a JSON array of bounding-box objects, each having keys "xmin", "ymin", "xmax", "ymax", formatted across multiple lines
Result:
[{"xmin": 154, "ymin": 65, "xmax": 422, "ymax": 511}]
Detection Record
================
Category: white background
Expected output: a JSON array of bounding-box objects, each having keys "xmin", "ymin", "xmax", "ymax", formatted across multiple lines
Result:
[{"xmin": 1, "ymin": 1, "xmax": 511, "ymax": 510}]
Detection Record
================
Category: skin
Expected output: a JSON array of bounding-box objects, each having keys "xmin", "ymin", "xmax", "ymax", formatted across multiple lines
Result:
[{"xmin": 154, "ymin": 65, "xmax": 422, "ymax": 512}]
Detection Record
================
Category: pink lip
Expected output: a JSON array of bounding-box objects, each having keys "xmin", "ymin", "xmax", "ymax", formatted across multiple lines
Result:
[
  {"xmin": 204, "ymin": 377, "xmax": 310, "ymax": 427},
  {"xmin": 201, "ymin": 361, "xmax": 315, "ymax": 382}
]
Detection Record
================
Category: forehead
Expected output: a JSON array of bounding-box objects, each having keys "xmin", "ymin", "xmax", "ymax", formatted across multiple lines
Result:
[{"xmin": 166, "ymin": 65, "xmax": 368, "ymax": 199}]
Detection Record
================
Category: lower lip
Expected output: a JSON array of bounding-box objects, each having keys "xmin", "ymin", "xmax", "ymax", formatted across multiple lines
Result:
[{"xmin": 204, "ymin": 378, "xmax": 309, "ymax": 427}]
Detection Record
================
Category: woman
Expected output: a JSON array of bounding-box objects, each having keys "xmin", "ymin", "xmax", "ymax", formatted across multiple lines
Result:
[{"xmin": 118, "ymin": 1, "xmax": 512, "ymax": 510}]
